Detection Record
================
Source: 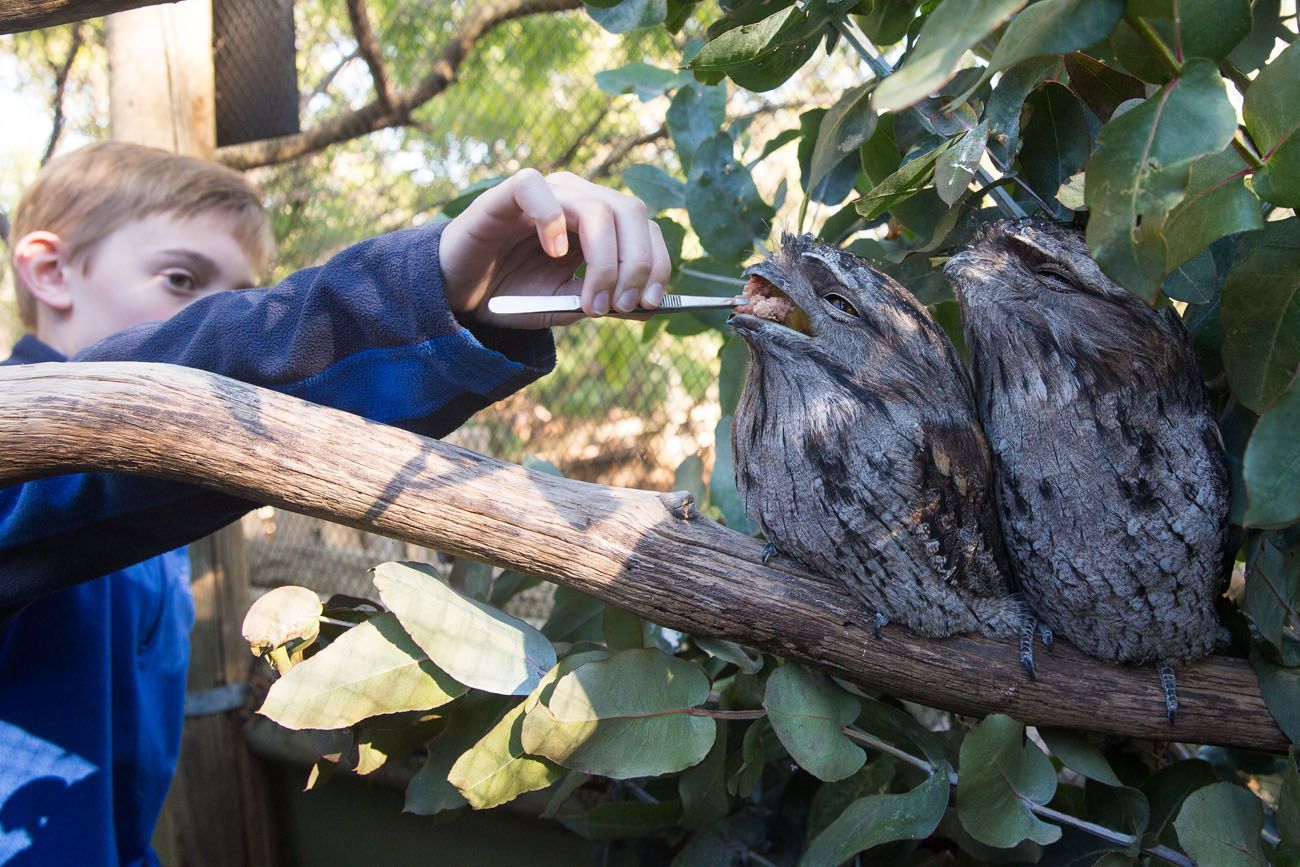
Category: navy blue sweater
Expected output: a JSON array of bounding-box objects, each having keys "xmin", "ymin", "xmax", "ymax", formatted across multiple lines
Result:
[{"xmin": 0, "ymin": 221, "xmax": 555, "ymax": 865}]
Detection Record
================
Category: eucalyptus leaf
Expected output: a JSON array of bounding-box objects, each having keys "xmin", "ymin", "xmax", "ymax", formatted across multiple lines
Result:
[
  {"xmin": 1037, "ymin": 728, "xmax": 1121, "ymax": 786},
  {"xmin": 447, "ymin": 700, "xmax": 564, "ymax": 809},
  {"xmin": 985, "ymin": 57, "xmax": 1064, "ymax": 161},
  {"xmin": 805, "ymin": 755, "xmax": 897, "ymax": 843},
  {"xmin": 852, "ymin": 0, "xmax": 922, "ymax": 45},
  {"xmin": 935, "ymin": 122, "xmax": 988, "ymax": 205},
  {"xmin": 1243, "ymin": 531, "xmax": 1300, "ymax": 662},
  {"xmin": 405, "ymin": 694, "xmax": 511, "ymax": 814},
  {"xmin": 1018, "ymin": 83, "xmax": 1090, "ymax": 201},
  {"xmin": 1140, "ymin": 759, "xmax": 1218, "ymax": 847},
  {"xmin": 685, "ymin": 132, "xmax": 774, "ymax": 263},
  {"xmin": 679, "ymin": 722, "xmax": 730, "ymax": 830},
  {"xmin": 585, "ymin": 0, "xmax": 668, "ymax": 34},
  {"xmin": 1083, "ymin": 59, "xmax": 1236, "ymax": 302},
  {"xmin": 1280, "ymin": 749, "xmax": 1300, "ymax": 862},
  {"xmin": 1061, "ymin": 53, "xmax": 1145, "ymax": 123},
  {"xmin": 595, "ymin": 62, "xmax": 692, "ymax": 100},
  {"xmin": 957, "ymin": 714, "xmax": 1062, "ymax": 847},
  {"xmin": 1243, "ymin": 40, "xmax": 1300, "ymax": 207},
  {"xmin": 1221, "ymin": 218, "xmax": 1300, "ymax": 414},
  {"xmin": 986, "ymin": 0, "xmax": 1124, "ymax": 76},
  {"xmin": 855, "ymin": 137, "xmax": 955, "ymax": 219},
  {"xmin": 560, "ymin": 799, "xmax": 684, "ymax": 839},
  {"xmin": 542, "ymin": 586, "xmax": 606, "ymax": 643},
  {"xmin": 259, "ymin": 613, "xmax": 465, "ymax": 730},
  {"xmin": 808, "ymin": 82, "xmax": 878, "ymax": 203},
  {"xmin": 1252, "ymin": 644, "xmax": 1300, "ymax": 744},
  {"xmin": 622, "ymin": 164, "xmax": 686, "ymax": 212},
  {"xmin": 1162, "ymin": 146, "xmax": 1262, "ymax": 272},
  {"xmin": 763, "ymin": 663, "xmax": 864, "ymax": 782},
  {"xmin": 798, "ymin": 766, "xmax": 950, "ymax": 867},
  {"xmin": 874, "ymin": 0, "xmax": 1027, "ymax": 113},
  {"xmin": 710, "ymin": 415, "xmax": 755, "ymax": 533},
  {"xmin": 1173, "ymin": 781, "xmax": 1268, "ymax": 866},
  {"xmin": 373, "ymin": 561, "xmax": 556, "ymax": 696},
  {"xmin": 521, "ymin": 649, "xmax": 716, "ymax": 778},
  {"xmin": 667, "ymin": 82, "xmax": 727, "ymax": 173}
]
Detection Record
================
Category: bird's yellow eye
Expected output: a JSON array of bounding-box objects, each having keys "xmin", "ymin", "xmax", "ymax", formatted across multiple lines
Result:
[{"xmin": 824, "ymin": 293, "xmax": 859, "ymax": 317}]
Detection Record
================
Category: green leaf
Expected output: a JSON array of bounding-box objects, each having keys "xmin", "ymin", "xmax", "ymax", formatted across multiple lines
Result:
[
  {"xmin": 1230, "ymin": 0, "xmax": 1286, "ymax": 73},
  {"xmin": 405, "ymin": 694, "xmax": 510, "ymax": 814},
  {"xmin": 1133, "ymin": 0, "xmax": 1252, "ymax": 63},
  {"xmin": 728, "ymin": 716, "xmax": 784, "ymax": 798},
  {"xmin": 1162, "ymin": 146, "xmax": 1262, "ymax": 272},
  {"xmin": 1037, "ymin": 728, "xmax": 1121, "ymax": 786},
  {"xmin": 687, "ymin": 4, "xmax": 823, "ymax": 92},
  {"xmin": 373, "ymin": 561, "xmax": 556, "ymax": 696},
  {"xmin": 622, "ymin": 164, "xmax": 686, "ymax": 213},
  {"xmin": 799, "ymin": 108, "xmax": 862, "ymax": 206},
  {"xmin": 1018, "ymin": 83, "xmax": 1090, "ymax": 201},
  {"xmin": 694, "ymin": 636, "xmax": 763, "ymax": 674},
  {"xmin": 520, "ymin": 648, "xmax": 716, "ymax": 778},
  {"xmin": 1140, "ymin": 759, "xmax": 1218, "ymax": 847},
  {"xmin": 1173, "ymin": 781, "xmax": 1268, "ymax": 866},
  {"xmin": 986, "ymin": 0, "xmax": 1124, "ymax": 75},
  {"xmin": 541, "ymin": 586, "xmax": 605, "ymax": 643},
  {"xmin": 259, "ymin": 613, "xmax": 465, "ymax": 730},
  {"xmin": 602, "ymin": 605, "xmax": 646, "ymax": 650},
  {"xmin": 958, "ymin": 714, "xmax": 1062, "ymax": 847},
  {"xmin": 854, "ymin": 137, "xmax": 955, "ymax": 219},
  {"xmin": 710, "ymin": 415, "xmax": 755, "ymax": 533},
  {"xmin": 1083, "ymin": 59, "xmax": 1237, "ymax": 302},
  {"xmin": 679, "ymin": 722, "xmax": 730, "ymax": 830},
  {"xmin": 808, "ymin": 82, "xmax": 878, "ymax": 204},
  {"xmin": 667, "ymin": 82, "xmax": 727, "ymax": 173},
  {"xmin": 585, "ymin": 0, "xmax": 667, "ymax": 34},
  {"xmin": 874, "ymin": 0, "xmax": 1027, "ymax": 113},
  {"xmin": 798, "ymin": 766, "xmax": 951, "ymax": 867},
  {"xmin": 935, "ymin": 122, "xmax": 988, "ymax": 205},
  {"xmin": 852, "ymin": 0, "xmax": 922, "ymax": 45},
  {"xmin": 763, "ymin": 663, "xmax": 864, "ymax": 782},
  {"xmin": 447, "ymin": 700, "xmax": 564, "ymax": 809},
  {"xmin": 718, "ymin": 334, "xmax": 748, "ymax": 417},
  {"xmin": 1252, "ymin": 645, "xmax": 1300, "ymax": 744},
  {"xmin": 1243, "ymin": 531, "xmax": 1300, "ymax": 661},
  {"xmin": 686, "ymin": 132, "xmax": 774, "ymax": 263},
  {"xmin": 1221, "ymin": 218, "xmax": 1300, "ymax": 414},
  {"xmin": 854, "ymin": 696, "xmax": 957, "ymax": 768},
  {"xmin": 985, "ymin": 57, "xmax": 1064, "ymax": 161},
  {"xmin": 595, "ymin": 62, "xmax": 691, "ymax": 101},
  {"xmin": 805, "ymin": 754, "xmax": 896, "ymax": 843},
  {"xmin": 1244, "ymin": 40, "xmax": 1300, "ymax": 208},
  {"xmin": 1062, "ymin": 53, "xmax": 1145, "ymax": 123}
]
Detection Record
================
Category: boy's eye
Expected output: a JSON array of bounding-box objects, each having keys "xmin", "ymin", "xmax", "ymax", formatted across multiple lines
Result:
[{"xmin": 163, "ymin": 270, "xmax": 197, "ymax": 292}]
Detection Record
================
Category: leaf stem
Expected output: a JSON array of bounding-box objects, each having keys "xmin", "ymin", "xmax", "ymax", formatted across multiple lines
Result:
[
  {"xmin": 1125, "ymin": 13, "xmax": 1182, "ymax": 79},
  {"xmin": 1219, "ymin": 60, "xmax": 1253, "ymax": 94},
  {"xmin": 840, "ymin": 724, "xmax": 1196, "ymax": 866},
  {"xmin": 1232, "ymin": 132, "xmax": 1265, "ymax": 171}
]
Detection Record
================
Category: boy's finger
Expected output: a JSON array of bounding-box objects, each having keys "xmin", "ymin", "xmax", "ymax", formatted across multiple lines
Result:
[
  {"xmin": 643, "ymin": 220, "xmax": 671, "ymax": 309},
  {"xmin": 551, "ymin": 174, "xmax": 655, "ymax": 313},
  {"xmin": 491, "ymin": 169, "xmax": 569, "ymax": 257},
  {"xmin": 560, "ymin": 197, "xmax": 619, "ymax": 316}
]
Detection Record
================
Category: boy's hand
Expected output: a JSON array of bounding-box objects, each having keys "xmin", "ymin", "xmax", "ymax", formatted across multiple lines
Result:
[{"xmin": 439, "ymin": 169, "xmax": 672, "ymax": 328}]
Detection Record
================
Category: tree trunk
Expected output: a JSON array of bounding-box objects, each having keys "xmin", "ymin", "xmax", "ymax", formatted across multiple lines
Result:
[{"xmin": 0, "ymin": 361, "xmax": 1288, "ymax": 754}]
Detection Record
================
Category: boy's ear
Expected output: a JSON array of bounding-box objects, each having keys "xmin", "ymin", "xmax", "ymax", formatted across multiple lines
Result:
[{"xmin": 13, "ymin": 231, "xmax": 74, "ymax": 313}]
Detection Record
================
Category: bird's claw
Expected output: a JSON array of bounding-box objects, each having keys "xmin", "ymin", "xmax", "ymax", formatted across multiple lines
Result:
[
  {"xmin": 872, "ymin": 611, "xmax": 888, "ymax": 640},
  {"xmin": 1158, "ymin": 661, "xmax": 1179, "ymax": 726},
  {"xmin": 761, "ymin": 541, "xmax": 780, "ymax": 565}
]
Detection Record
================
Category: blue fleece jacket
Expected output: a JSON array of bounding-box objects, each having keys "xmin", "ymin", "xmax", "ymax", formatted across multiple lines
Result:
[{"xmin": 0, "ymin": 221, "xmax": 555, "ymax": 866}]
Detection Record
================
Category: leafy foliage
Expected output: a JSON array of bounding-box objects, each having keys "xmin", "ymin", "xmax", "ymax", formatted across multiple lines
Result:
[{"xmin": 243, "ymin": 0, "xmax": 1300, "ymax": 861}]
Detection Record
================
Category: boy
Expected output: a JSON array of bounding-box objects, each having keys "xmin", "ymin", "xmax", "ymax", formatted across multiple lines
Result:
[{"xmin": 0, "ymin": 141, "xmax": 670, "ymax": 866}]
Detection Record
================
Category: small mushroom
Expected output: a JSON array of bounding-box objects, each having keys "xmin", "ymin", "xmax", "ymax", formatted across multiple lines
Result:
[{"xmin": 242, "ymin": 585, "xmax": 323, "ymax": 675}]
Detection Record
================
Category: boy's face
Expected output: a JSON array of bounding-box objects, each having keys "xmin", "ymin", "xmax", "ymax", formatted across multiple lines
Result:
[{"xmin": 53, "ymin": 212, "xmax": 258, "ymax": 354}]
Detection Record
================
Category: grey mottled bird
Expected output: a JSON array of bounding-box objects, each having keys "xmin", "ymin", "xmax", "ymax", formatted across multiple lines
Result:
[
  {"xmin": 730, "ymin": 233, "xmax": 1035, "ymax": 660},
  {"xmin": 946, "ymin": 219, "xmax": 1230, "ymax": 723}
]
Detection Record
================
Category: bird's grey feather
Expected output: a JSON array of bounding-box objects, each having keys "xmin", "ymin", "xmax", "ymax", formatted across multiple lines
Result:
[
  {"xmin": 947, "ymin": 219, "xmax": 1229, "ymax": 666},
  {"xmin": 731, "ymin": 234, "xmax": 1022, "ymax": 640}
]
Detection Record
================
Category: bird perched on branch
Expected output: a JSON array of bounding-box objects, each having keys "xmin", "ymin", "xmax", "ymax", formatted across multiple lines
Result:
[
  {"xmin": 946, "ymin": 219, "xmax": 1230, "ymax": 724},
  {"xmin": 729, "ymin": 233, "xmax": 1037, "ymax": 665}
]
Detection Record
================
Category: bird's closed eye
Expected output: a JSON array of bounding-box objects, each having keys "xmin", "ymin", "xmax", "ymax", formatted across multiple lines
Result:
[
  {"xmin": 823, "ymin": 293, "xmax": 860, "ymax": 317},
  {"xmin": 1036, "ymin": 266, "xmax": 1075, "ymax": 292}
]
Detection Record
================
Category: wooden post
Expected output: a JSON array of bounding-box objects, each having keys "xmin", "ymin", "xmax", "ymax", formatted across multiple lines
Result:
[{"xmin": 105, "ymin": 4, "xmax": 277, "ymax": 863}]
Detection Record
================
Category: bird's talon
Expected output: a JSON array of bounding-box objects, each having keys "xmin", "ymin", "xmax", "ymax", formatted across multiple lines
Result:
[
  {"xmin": 761, "ymin": 541, "xmax": 779, "ymax": 565},
  {"xmin": 872, "ymin": 611, "xmax": 888, "ymax": 640}
]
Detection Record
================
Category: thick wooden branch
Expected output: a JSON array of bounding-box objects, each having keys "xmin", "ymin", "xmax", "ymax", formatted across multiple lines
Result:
[
  {"xmin": 344, "ymin": 0, "xmax": 398, "ymax": 118},
  {"xmin": 0, "ymin": 362, "xmax": 1288, "ymax": 753},
  {"xmin": 214, "ymin": 0, "xmax": 583, "ymax": 171},
  {"xmin": 0, "ymin": 0, "xmax": 174, "ymax": 33}
]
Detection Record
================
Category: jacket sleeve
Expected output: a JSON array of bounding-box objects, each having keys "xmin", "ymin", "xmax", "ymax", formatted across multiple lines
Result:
[{"xmin": 0, "ymin": 222, "xmax": 556, "ymax": 607}]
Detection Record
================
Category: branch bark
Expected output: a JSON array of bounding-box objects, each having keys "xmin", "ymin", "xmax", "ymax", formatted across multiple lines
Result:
[
  {"xmin": 344, "ymin": 0, "xmax": 398, "ymax": 119},
  {"xmin": 41, "ymin": 21, "xmax": 87, "ymax": 165},
  {"xmin": 214, "ymin": 0, "xmax": 583, "ymax": 170},
  {"xmin": 0, "ymin": 361, "xmax": 1289, "ymax": 754},
  {"xmin": 0, "ymin": 0, "xmax": 176, "ymax": 34}
]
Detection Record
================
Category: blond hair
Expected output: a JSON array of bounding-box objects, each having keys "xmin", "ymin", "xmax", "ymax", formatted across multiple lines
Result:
[{"xmin": 9, "ymin": 141, "xmax": 273, "ymax": 327}]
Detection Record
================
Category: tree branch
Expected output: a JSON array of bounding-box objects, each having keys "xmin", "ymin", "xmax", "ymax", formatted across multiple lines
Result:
[
  {"xmin": 344, "ymin": 0, "xmax": 399, "ymax": 119},
  {"xmin": 0, "ymin": 361, "xmax": 1289, "ymax": 754},
  {"xmin": 0, "ymin": 0, "xmax": 176, "ymax": 34},
  {"xmin": 41, "ymin": 21, "xmax": 87, "ymax": 166},
  {"xmin": 215, "ymin": 0, "xmax": 583, "ymax": 170}
]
